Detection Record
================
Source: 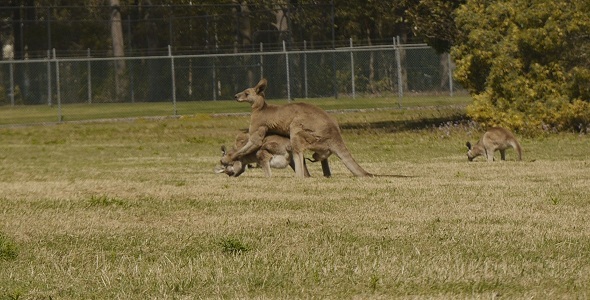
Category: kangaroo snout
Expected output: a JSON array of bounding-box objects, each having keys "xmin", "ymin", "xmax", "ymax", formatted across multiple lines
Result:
[{"xmin": 234, "ymin": 92, "xmax": 247, "ymax": 102}]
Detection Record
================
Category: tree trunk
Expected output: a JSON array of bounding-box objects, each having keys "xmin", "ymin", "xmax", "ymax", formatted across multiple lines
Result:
[
  {"xmin": 110, "ymin": 0, "xmax": 127, "ymax": 101},
  {"xmin": 440, "ymin": 52, "xmax": 452, "ymax": 91},
  {"xmin": 367, "ymin": 28, "xmax": 375, "ymax": 94},
  {"xmin": 399, "ymin": 32, "xmax": 409, "ymax": 93},
  {"xmin": 11, "ymin": 0, "xmax": 35, "ymax": 104},
  {"xmin": 233, "ymin": 1, "xmax": 253, "ymax": 86},
  {"xmin": 137, "ymin": 0, "xmax": 165, "ymax": 102},
  {"xmin": 273, "ymin": 2, "xmax": 289, "ymax": 42}
]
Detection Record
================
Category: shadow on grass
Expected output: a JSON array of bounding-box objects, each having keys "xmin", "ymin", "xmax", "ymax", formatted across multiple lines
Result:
[
  {"xmin": 371, "ymin": 174, "xmax": 417, "ymax": 178},
  {"xmin": 341, "ymin": 113, "xmax": 470, "ymax": 132}
]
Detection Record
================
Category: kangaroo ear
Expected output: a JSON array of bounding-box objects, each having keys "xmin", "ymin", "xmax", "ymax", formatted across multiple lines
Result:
[
  {"xmin": 466, "ymin": 142, "xmax": 472, "ymax": 150},
  {"xmin": 221, "ymin": 145, "xmax": 227, "ymax": 155},
  {"xmin": 255, "ymin": 78, "xmax": 267, "ymax": 94}
]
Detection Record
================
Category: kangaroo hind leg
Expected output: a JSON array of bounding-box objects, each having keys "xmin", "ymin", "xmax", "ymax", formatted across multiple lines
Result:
[
  {"xmin": 256, "ymin": 149, "xmax": 273, "ymax": 177},
  {"xmin": 321, "ymin": 159, "xmax": 331, "ymax": 178},
  {"xmin": 290, "ymin": 132, "xmax": 311, "ymax": 178},
  {"xmin": 485, "ymin": 148, "xmax": 495, "ymax": 162},
  {"xmin": 312, "ymin": 151, "xmax": 332, "ymax": 178}
]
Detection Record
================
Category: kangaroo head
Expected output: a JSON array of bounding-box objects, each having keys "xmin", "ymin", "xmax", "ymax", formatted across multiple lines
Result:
[
  {"xmin": 466, "ymin": 141, "xmax": 484, "ymax": 161},
  {"xmin": 234, "ymin": 78, "xmax": 267, "ymax": 107},
  {"xmin": 215, "ymin": 145, "xmax": 247, "ymax": 177}
]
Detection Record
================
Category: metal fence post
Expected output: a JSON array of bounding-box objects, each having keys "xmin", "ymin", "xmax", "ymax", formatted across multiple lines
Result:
[
  {"xmin": 53, "ymin": 49, "xmax": 62, "ymax": 122},
  {"xmin": 9, "ymin": 61, "xmax": 14, "ymax": 106},
  {"xmin": 87, "ymin": 48, "xmax": 92, "ymax": 104},
  {"xmin": 169, "ymin": 45, "xmax": 177, "ymax": 115},
  {"xmin": 259, "ymin": 42, "xmax": 264, "ymax": 79},
  {"xmin": 332, "ymin": 49, "xmax": 338, "ymax": 99},
  {"xmin": 283, "ymin": 40, "xmax": 291, "ymax": 101},
  {"xmin": 211, "ymin": 57, "xmax": 216, "ymax": 101},
  {"xmin": 394, "ymin": 37, "xmax": 403, "ymax": 107},
  {"xmin": 47, "ymin": 50, "xmax": 52, "ymax": 106},
  {"xmin": 127, "ymin": 15, "xmax": 135, "ymax": 103},
  {"xmin": 303, "ymin": 40, "xmax": 308, "ymax": 98},
  {"xmin": 350, "ymin": 38, "xmax": 355, "ymax": 99},
  {"xmin": 448, "ymin": 53, "xmax": 454, "ymax": 97}
]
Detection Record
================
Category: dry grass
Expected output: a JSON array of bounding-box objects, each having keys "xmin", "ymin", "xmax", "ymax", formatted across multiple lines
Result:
[{"xmin": 1, "ymin": 108, "xmax": 589, "ymax": 299}]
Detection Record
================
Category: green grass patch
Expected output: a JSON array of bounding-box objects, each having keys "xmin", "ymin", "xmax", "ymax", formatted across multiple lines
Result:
[
  {"xmin": 87, "ymin": 195, "xmax": 129, "ymax": 208},
  {"xmin": 0, "ymin": 233, "xmax": 18, "ymax": 261},
  {"xmin": 219, "ymin": 238, "xmax": 251, "ymax": 255}
]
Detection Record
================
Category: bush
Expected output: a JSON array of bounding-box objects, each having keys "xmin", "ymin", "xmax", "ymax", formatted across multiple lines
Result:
[{"xmin": 452, "ymin": 0, "xmax": 590, "ymax": 133}]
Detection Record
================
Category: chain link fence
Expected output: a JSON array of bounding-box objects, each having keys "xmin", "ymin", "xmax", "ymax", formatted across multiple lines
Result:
[{"xmin": 0, "ymin": 42, "xmax": 463, "ymax": 125}]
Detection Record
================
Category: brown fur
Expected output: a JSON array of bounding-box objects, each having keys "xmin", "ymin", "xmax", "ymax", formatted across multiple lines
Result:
[
  {"xmin": 223, "ymin": 78, "xmax": 372, "ymax": 177},
  {"xmin": 466, "ymin": 127, "xmax": 523, "ymax": 162}
]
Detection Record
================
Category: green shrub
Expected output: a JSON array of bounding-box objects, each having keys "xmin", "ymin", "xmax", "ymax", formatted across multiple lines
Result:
[{"xmin": 453, "ymin": 0, "xmax": 590, "ymax": 133}]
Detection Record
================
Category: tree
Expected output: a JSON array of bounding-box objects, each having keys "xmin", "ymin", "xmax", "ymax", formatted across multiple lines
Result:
[
  {"xmin": 233, "ymin": 0, "xmax": 253, "ymax": 86},
  {"xmin": 452, "ymin": 0, "xmax": 590, "ymax": 133},
  {"xmin": 110, "ymin": 0, "xmax": 127, "ymax": 101},
  {"xmin": 403, "ymin": 0, "xmax": 465, "ymax": 54},
  {"xmin": 332, "ymin": 1, "xmax": 413, "ymax": 94}
]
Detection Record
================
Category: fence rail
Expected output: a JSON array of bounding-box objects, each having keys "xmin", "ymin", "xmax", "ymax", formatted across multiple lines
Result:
[{"xmin": 0, "ymin": 41, "xmax": 462, "ymax": 124}]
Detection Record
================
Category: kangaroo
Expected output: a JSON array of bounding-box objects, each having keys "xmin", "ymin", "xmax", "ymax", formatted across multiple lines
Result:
[
  {"xmin": 215, "ymin": 128, "xmax": 331, "ymax": 177},
  {"xmin": 466, "ymin": 127, "xmax": 523, "ymax": 162},
  {"xmin": 222, "ymin": 78, "xmax": 372, "ymax": 177},
  {"xmin": 215, "ymin": 129, "xmax": 301, "ymax": 177}
]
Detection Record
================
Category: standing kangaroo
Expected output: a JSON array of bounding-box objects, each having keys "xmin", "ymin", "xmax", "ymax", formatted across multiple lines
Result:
[
  {"xmin": 222, "ymin": 78, "xmax": 372, "ymax": 177},
  {"xmin": 466, "ymin": 127, "xmax": 523, "ymax": 162}
]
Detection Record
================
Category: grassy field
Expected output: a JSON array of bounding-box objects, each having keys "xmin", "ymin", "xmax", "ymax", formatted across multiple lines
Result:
[{"xmin": 1, "ymin": 100, "xmax": 589, "ymax": 299}]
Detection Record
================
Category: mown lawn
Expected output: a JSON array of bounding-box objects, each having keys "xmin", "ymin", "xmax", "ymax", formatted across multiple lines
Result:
[{"xmin": 0, "ymin": 102, "xmax": 589, "ymax": 299}]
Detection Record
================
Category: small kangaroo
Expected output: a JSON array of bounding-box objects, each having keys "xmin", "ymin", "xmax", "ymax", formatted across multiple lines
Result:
[
  {"xmin": 215, "ymin": 128, "xmax": 331, "ymax": 177},
  {"xmin": 466, "ymin": 127, "xmax": 523, "ymax": 162},
  {"xmin": 223, "ymin": 78, "xmax": 372, "ymax": 177}
]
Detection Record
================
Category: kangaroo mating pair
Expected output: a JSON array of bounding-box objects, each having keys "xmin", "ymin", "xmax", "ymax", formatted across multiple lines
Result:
[
  {"xmin": 215, "ymin": 128, "xmax": 331, "ymax": 177},
  {"xmin": 466, "ymin": 127, "xmax": 523, "ymax": 162},
  {"xmin": 219, "ymin": 78, "xmax": 373, "ymax": 178}
]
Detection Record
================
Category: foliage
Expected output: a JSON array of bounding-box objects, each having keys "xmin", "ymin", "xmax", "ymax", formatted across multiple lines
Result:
[
  {"xmin": 0, "ymin": 0, "xmax": 452, "ymax": 58},
  {"xmin": 334, "ymin": 0, "xmax": 409, "ymax": 44},
  {"xmin": 403, "ymin": 0, "xmax": 466, "ymax": 53},
  {"xmin": 452, "ymin": 0, "xmax": 590, "ymax": 133}
]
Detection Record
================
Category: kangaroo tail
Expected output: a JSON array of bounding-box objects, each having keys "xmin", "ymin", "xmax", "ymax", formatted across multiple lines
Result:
[
  {"xmin": 513, "ymin": 141, "xmax": 523, "ymax": 161},
  {"xmin": 332, "ymin": 142, "xmax": 373, "ymax": 177}
]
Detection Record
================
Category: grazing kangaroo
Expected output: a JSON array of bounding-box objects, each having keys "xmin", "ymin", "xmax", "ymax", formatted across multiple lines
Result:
[
  {"xmin": 223, "ymin": 78, "xmax": 372, "ymax": 177},
  {"xmin": 466, "ymin": 127, "xmax": 523, "ymax": 162},
  {"xmin": 215, "ymin": 128, "xmax": 331, "ymax": 177}
]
